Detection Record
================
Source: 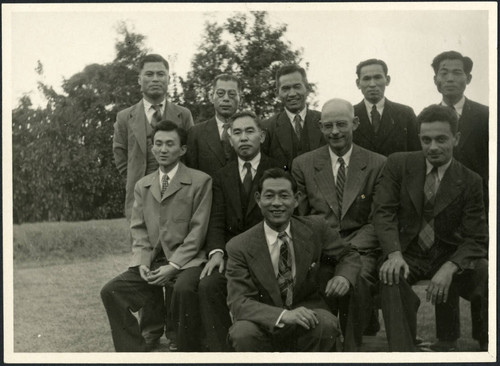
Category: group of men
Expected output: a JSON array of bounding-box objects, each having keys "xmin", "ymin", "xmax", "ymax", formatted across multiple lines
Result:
[{"xmin": 100, "ymin": 50, "xmax": 489, "ymax": 353}]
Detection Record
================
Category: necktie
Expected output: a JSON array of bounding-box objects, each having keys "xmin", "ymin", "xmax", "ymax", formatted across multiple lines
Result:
[
  {"xmin": 242, "ymin": 162, "xmax": 253, "ymax": 196},
  {"xmin": 277, "ymin": 231, "xmax": 293, "ymax": 309},
  {"xmin": 336, "ymin": 157, "xmax": 346, "ymax": 217},
  {"xmin": 151, "ymin": 104, "xmax": 163, "ymax": 128},
  {"xmin": 371, "ymin": 105, "xmax": 381, "ymax": 133},
  {"xmin": 221, "ymin": 122, "xmax": 233, "ymax": 162},
  {"xmin": 418, "ymin": 167, "xmax": 438, "ymax": 251},
  {"xmin": 161, "ymin": 174, "xmax": 169, "ymax": 198},
  {"xmin": 293, "ymin": 114, "xmax": 303, "ymax": 141}
]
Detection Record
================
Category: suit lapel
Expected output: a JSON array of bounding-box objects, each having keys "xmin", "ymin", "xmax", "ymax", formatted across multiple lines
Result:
[
  {"xmin": 225, "ymin": 162, "xmax": 244, "ymax": 221},
  {"xmin": 129, "ymin": 100, "xmax": 148, "ymax": 154},
  {"xmin": 245, "ymin": 157, "xmax": 267, "ymax": 217},
  {"xmin": 313, "ymin": 146, "xmax": 339, "ymax": 219},
  {"xmin": 161, "ymin": 163, "xmax": 190, "ymax": 201},
  {"xmin": 355, "ymin": 101, "xmax": 375, "ymax": 141},
  {"xmin": 164, "ymin": 101, "xmax": 183, "ymax": 125},
  {"xmin": 377, "ymin": 99, "xmax": 396, "ymax": 145},
  {"xmin": 405, "ymin": 154, "xmax": 426, "ymax": 215},
  {"xmin": 290, "ymin": 218, "xmax": 313, "ymax": 295},
  {"xmin": 145, "ymin": 173, "xmax": 162, "ymax": 202},
  {"xmin": 457, "ymin": 98, "xmax": 475, "ymax": 150},
  {"xmin": 342, "ymin": 145, "xmax": 367, "ymax": 218},
  {"xmin": 305, "ymin": 110, "xmax": 322, "ymax": 148},
  {"xmin": 274, "ymin": 112, "xmax": 294, "ymax": 160},
  {"xmin": 434, "ymin": 160, "xmax": 463, "ymax": 216},
  {"xmin": 204, "ymin": 118, "xmax": 226, "ymax": 165}
]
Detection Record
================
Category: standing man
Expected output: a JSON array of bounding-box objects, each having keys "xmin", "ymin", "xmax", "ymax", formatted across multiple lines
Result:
[
  {"xmin": 113, "ymin": 54, "xmax": 194, "ymax": 347},
  {"xmin": 225, "ymin": 168, "xmax": 361, "ymax": 352},
  {"xmin": 353, "ymin": 59, "xmax": 420, "ymax": 156},
  {"xmin": 261, "ymin": 65, "xmax": 325, "ymax": 171},
  {"xmin": 198, "ymin": 111, "xmax": 281, "ymax": 352},
  {"xmin": 292, "ymin": 98, "xmax": 386, "ymax": 351},
  {"xmin": 185, "ymin": 74, "xmax": 240, "ymax": 176},
  {"xmin": 101, "ymin": 121, "xmax": 211, "ymax": 352},
  {"xmin": 373, "ymin": 105, "xmax": 488, "ymax": 352}
]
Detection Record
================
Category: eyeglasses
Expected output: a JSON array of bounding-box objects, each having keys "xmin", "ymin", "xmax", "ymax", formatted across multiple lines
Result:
[
  {"xmin": 215, "ymin": 89, "xmax": 239, "ymax": 99},
  {"xmin": 319, "ymin": 121, "xmax": 350, "ymax": 131}
]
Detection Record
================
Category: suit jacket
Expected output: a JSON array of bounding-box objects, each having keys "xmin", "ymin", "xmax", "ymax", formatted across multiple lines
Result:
[
  {"xmin": 113, "ymin": 100, "xmax": 194, "ymax": 219},
  {"xmin": 292, "ymin": 144, "xmax": 386, "ymax": 250},
  {"xmin": 206, "ymin": 154, "xmax": 282, "ymax": 254},
  {"xmin": 353, "ymin": 98, "xmax": 420, "ymax": 156},
  {"xmin": 185, "ymin": 117, "xmax": 236, "ymax": 177},
  {"xmin": 226, "ymin": 216, "xmax": 361, "ymax": 332},
  {"xmin": 261, "ymin": 109, "xmax": 325, "ymax": 170},
  {"xmin": 129, "ymin": 162, "xmax": 211, "ymax": 269},
  {"xmin": 373, "ymin": 152, "xmax": 488, "ymax": 270}
]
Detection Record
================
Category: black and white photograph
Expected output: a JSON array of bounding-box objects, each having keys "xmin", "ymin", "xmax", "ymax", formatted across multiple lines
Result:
[{"xmin": 3, "ymin": 2, "xmax": 496, "ymax": 363}]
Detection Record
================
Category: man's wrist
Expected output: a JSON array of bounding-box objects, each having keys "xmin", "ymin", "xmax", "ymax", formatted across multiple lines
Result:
[
  {"xmin": 208, "ymin": 249, "xmax": 224, "ymax": 259},
  {"xmin": 444, "ymin": 261, "xmax": 459, "ymax": 273}
]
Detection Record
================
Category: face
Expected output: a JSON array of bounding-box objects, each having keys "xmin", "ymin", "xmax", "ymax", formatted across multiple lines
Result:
[
  {"xmin": 229, "ymin": 116, "xmax": 264, "ymax": 161},
  {"xmin": 152, "ymin": 130, "xmax": 187, "ymax": 172},
  {"xmin": 433, "ymin": 59, "xmax": 471, "ymax": 102},
  {"xmin": 320, "ymin": 103, "xmax": 359, "ymax": 156},
  {"xmin": 256, "ymin": 178, "xmax": 298, "ymax": 232},
  {"xmin": 211, "ymin": 79, "xmax": 240, "ymax": 119},
  {"xmin": 356, "ymin": 64, "xmax": 390, "ymax": 104},
  {"xmin": 138, "ymin": 62, "xmax": 169, "ymax": 102},
  {"xmin": 419, "ymin": 121, "xmax": 460, "ymax": 167},
  {"xmin": 277, "ymin": 71, "xmax": 309, "ymax": 113}
]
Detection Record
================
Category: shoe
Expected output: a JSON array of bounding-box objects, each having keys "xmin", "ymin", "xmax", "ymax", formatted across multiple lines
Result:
[
  {"xmin": 168, "ymin": 341, "xmax": 178, "ymax": 352},
  {"xmin": 145, "ymin": 339, "xmax": 160, "ymax": 352},
  {"xmin": 429, "ymin": 339, "xmax": 457, "ymax": 352},
  {"xmin": 363, "ymin": 310, "xmax": 380, "ymax": 336}
]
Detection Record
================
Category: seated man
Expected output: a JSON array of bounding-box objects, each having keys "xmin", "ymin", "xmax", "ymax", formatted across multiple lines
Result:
[
  {"xmin": 101, "ymin": 121, "xmax": 212, "ymax": 352},
  {"xmin": 198, "ymin": 111, "xmax": 281, "ymax": 352},
  {"xmin": 373, "ymin": 105, "xmax": 488, "ymax": 352},
  {"xmin": 226, "ymin": 168, "xmax": 361, "ymax": 352}
]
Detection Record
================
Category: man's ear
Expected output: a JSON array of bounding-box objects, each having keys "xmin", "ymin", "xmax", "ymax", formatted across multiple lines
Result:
[
  {"xmin": 352, "ymin": 116, "xmax": 360, "ymax": 131},
  {"xmin": 355, "ymin": 78, "xmax": 361, "ymax": 89},
  {"xmin": 466, "ymin": 73, "xmax": 472, "ymax": 85},
  {"xmin": 255, "ymin": 191, "xmax": 261, "ymax": 207},
  {"xmin": 453, "ymin": 131, "xmax": 461, "ymax": 147},
  {"xmin": 259, "ymin": 129, "xmax": 266, "ymax": 144},
  {"xmin": 385, "ymin": 74, "xmax": 391, "ymax": 86},
  {"xmin": 179, "ymin": 145, "xmax": 187, "ymax": 157}
]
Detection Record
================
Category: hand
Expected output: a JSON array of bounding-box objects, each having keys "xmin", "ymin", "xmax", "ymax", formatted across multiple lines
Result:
[
  {"xmin": 280, "ymin": 306, "xmax": 319, "ymax": 330},
  {"xmin": 200, "ymin": 252, "xmax": 225, "ymax": 279},
  {"xmin": 426, "ymin": 261, "xmax": 458, "ymax": 305},
  {"xmin": 379, "ymin": 251, "xmax": 409, "ymax": 285},
  {"xmin": 139, "ymin": 265, "xmax": 151, "ymax": 282},
  {"xmin": 147, "ymin": 264, "xmax": 180, "ymax": 286},
  {"xmin": 325, "ymin": 276, "xmax": 350, "ymax": 297}
]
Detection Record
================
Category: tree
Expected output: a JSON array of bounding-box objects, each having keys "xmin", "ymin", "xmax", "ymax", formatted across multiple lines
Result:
[{"xmin": 180, "ymin": 11, "xmax": 314, "ymax": 123}]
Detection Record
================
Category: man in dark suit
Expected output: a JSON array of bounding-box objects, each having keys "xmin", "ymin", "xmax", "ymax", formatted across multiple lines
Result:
[
  {"xmin": 101, "ymin": 121, "xmax": 212, "ymax": 352},
  {"xmin": 373, "ymin": 105, "xmax": 488, "ymax": 352},
  {"xmin": 226, "ymin": 168, "xmax": 361, "ymax": 352},
  {"xmin": 185, "ymin": 74, "xmax": 239, "ymax": 176},
  {"xmin": 431, "ymin": 51, "xmax": 489, "ymax": 351},
  {"xmin": 261, "ymin": 65, "xmax": 325, "ymax": 170},
  {"xmin": 292, "ymin": 98, "xmax": 386, "ymax": 351},
  {"xmin": 112, "ymin": 54, "xmax": 194, "ymax": 347},
  {"xmin": 353, "ymin": 59, "xmax": 420, "ymax": 156},
  {"xmin": 198, "ymin": 111, "xmax": 281, "ymax": 352}
]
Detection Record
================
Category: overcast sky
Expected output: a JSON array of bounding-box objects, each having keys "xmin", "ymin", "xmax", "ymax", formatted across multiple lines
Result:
[{"xmin": 4, "ymin": 2, "xmax": 495, "ymax": 116}]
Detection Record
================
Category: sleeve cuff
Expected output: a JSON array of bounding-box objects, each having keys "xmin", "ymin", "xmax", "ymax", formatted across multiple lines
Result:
[
  {"xmin": 209, "ymin": 249, "xmax": 224, "ymax": 258},
  {"xmin": 169, "ymin": 262, "xmax": 181, "ymax": 270},
  {"xmin": 275, "ymin": 309, "xmax": 287, "ymax": 328}
]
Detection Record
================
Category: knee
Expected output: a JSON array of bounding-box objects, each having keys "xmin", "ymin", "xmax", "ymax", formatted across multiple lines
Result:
[
  {"xmin": 229, "ymin": 320, "xmax": 264, "ymax": 352},
  {"xmin": 313, "ymin": 309, "xmax": 341, "ymax": 340},
  {"xmin": 198, "ymin": 272, "xmax": 225, "ymax": 298}
]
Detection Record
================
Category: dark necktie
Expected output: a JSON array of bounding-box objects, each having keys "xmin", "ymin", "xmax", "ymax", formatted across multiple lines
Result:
[
  {"xmin": 151, "ymin": 104, "xmax": 163, "ymax": 128},
  {"xmin": 371, "ymin": 105, "xmax": 381, "ymax": 133},
  {"xmin": 242, "ymin": 162, "xmax": 253, "ymax": 196},
  {"xmin": 418, "ymin": 167, "xmax": 438, "ymax": 251},
  {"xmin": 277, "ymin": 231, "xmax": 293, "ymax": 309},
  {"xmin": 336, "ymin": 157, "xmax": 346, "ymax": 217},
  {"xmin": 293, "ymin": 114, "xmax": 303, "ymax": 141},
  {"xmin": 161, "ymin": 174, "xmax": 169, "ymax": 198},
  {"xmin": 221, "ymin": 122, "xmax": 233, "ymax": 162}
]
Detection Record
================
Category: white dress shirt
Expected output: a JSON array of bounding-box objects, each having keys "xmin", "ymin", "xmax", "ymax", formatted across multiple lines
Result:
[
  {"xmin": 216, "ymin": 115, "xmax": 231, "ymax": 139},
  {"xmin": 285, "ymin": 107, "xmax": 307, "ymax": 131},
  {"xmin": 363, "ymin": 97, "xmax": 385, "ymax": 124},
  {"xmin": 425, "ymin": 158, "xmax": 452, "ymax": 192},
  {"xmin": 238, "ymin": 153, "xmax": 261, "ymax": 182},
  {"xmin": 328, "ymin": 145, "xmax": 354, "ymax": 183},
  {"xmin": 143, "ymin": 98, "xmax": 166, "ymax": 125},
  {"xmin": 441, "ymin": 95, "xmax": 465, "ymax": 118}
]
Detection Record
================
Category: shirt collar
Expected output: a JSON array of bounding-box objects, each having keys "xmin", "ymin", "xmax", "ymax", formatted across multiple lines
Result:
[
  {"xmin": 215, "ymin": 115, "xmax": 229, "ymax": 126},
  {"xmin": 364, "ymin": 97, "xmax": 385, "ymax": 112},
  {"xmin": 143, "ymin": 98, "xmax": 166, "ymax": 112},
  {"xmin": 264, "ymin": 221, "xmax": 292, "ymax": 247},
  {"xmin": 425, "ymin": 158, "xmax": 452, "ymax": 181},
  {"xmin": 159, "ymin": 162, "xmax": 179, "ymax": 183},
  {"xmin": 238, "ymin": 152, "xmax": 261, "ymax": 172},
  {"xmin": 441, "ymin": 96, "xmax": 465, "ymax": 116},
  {"xmin": 285, "ymin": 107, "xmax": 307, "ymax": 124},
  {"xmin": 328, "ymin": 144, "xmax": 354, "ymax": 166}
]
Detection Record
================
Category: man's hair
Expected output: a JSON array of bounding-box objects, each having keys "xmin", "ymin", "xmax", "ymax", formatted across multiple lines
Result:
[
  {"xmin": 417, "ymin": 104, "xmax": 458, "ymax": 135},
  {"xmin": 139, "ymin": 54, "xmax": 170, "ymax": 71},
  {"xmin": 153, "ymin": 120, "xmax": 188, "ymax": 145},
  {"xmin": 355, "ymin": 59, "xmax": 388, "ymax": 77},
  {"xmin": 257, "ymin": 168, "xmax": 297, "ymax": 194},
  {"xmin": 212, "ymin": 74, "xmax": 242, "ymax": 92},
  {"xmin": 431, "ymin": 51, "xmax": 473, "ymax": 76},
  {"xmin": 230, "ymin": 110, "xmax": 262, "ymax": 130},
  {"xmin": 275, "ymin": 64, "xmax": 309, "ymax": 90}
]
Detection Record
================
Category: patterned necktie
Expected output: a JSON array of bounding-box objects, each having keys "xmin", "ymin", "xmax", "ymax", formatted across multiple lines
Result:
[
  {"xmin": 151, "ymin": 104, "xmax": 163, "ymax": 128},
  {"xmin": 221, "ymin": 122, "xmax": 233, "ymax": 162},
  {"xmin": 336, "ymin": 157, "xmax": 346, "ymax": 217},
  {"xmin": 243, "ymin": 162, "xmax": 253, "ymax": 196},
  {"xmin": 418, "ymin": 167, "xmax": 438, "ymax": 251},
  {"xmin": 277, "ymin": 231, "xmax": 293, "ymax": 309},
  {"xmin": 293, "ymin": 114, "xmax": 303, "ymax": 141},
  {"xmin": 161, "ymin": 174, "xmax": 169, "ymax": 198},
  {"xmin": 371, "ymin": 105, "xmax": 381, "ymax": 133}
]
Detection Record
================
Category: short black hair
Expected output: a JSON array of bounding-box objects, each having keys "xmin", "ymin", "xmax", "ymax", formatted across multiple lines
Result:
[
  {"xmin": 417, "ymin": 104, "xmax": 458, "ymax": 135},
  {"xmin": 230, "ymin": 110, "xmax": 262, "ymax": 130},
  {"xmin": 139, "ymin": 54, "xmax": 169, "ymax": 72},
  {"xmin": 356, "ymin": 59, "xmax": 388, "ymax": 77},
  {"xmin": 153, "ymin": 120, "xmax": 187, "ymax": 145},
  {"xmin": 257, "ymin": 168, "xmax": 297, "ymax": 194},
  {"xmin": 212, "ymin": 74, "xmax": 242, "ymax": 92},
  {"xmin": 275, "ymin": 64, "xmax": 309, "ymax": 90},
  {"xmin": 431, "ymin": 51, "xmax": 473, "ymax": 76}
]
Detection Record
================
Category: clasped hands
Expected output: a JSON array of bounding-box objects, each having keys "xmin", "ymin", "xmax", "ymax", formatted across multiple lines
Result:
[{"xmin": 139, "ymin": 264, "xmax": 179, "ymax": 286}]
